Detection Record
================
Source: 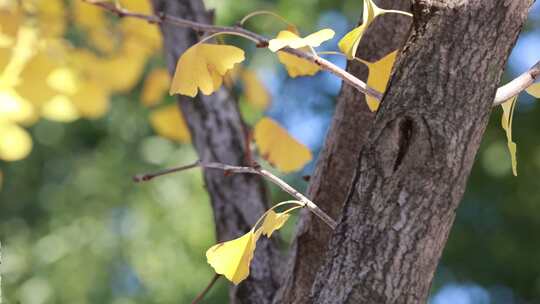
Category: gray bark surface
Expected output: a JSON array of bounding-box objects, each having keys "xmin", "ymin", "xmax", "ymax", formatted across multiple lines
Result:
[
  {"xmin": 275, "ymin": 1, "xmax": 412, "ymax": 303},
  {"xmin": 151, "ymin": 1, "xmax": 281, "ymax": 303},
  {"xmin": 309, "ymin": 1, "xmax": 532, "ymax": 303}
]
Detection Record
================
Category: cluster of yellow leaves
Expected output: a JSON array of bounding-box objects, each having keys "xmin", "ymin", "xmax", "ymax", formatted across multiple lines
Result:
[
  {"xmin": 149, "ymin": 104, "xmax": 191, "ymax": 143},
  {"xmin": 206, "ymin": 201, "xmax": 303, "ymax": 284},
  {"xmin": 338, "ymin": 0, "xmax": 411, "ymax": 59},
  {"xmin": 170, "ymin": 41, "xmax": 313, "ymax": 173},
  {"xmin": 337, "ymin": 0, "xmax": 411, "ymax": 112},
  {"xmin": 0, "ymin": 0, "xmax": 163, "ymax": 161}
]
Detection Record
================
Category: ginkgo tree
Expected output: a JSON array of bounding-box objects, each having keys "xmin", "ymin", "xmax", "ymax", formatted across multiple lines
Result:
[
  {"xmin": 3, "ymin": 0, "xmax": 540, "ymax": 303},
  {"xmin": 140, "ymin": 0, "xmax": 540, "ymax": 303}
]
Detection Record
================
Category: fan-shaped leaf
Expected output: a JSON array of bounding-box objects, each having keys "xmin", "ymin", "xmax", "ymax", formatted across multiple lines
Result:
[
  {"xmin": 253, "ymin": 117, "xmax": 312, "ymax": 172},
  {"xmin": 170, "ymin": 44, "xmax": 245, "ymax": 97}
]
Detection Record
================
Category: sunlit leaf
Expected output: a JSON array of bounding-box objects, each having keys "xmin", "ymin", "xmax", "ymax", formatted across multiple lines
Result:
[
  {"xmin": 149, "ymin": 104, "xmax": 191, "ymax": 143},
  {"xmin": 338, "ymin": 24, "xmax": 368, "ymax": 60},
  {"xmin": 277, "ymin": 50, "xmax": 320, "ymax": 78},
  {"xmin": 47, "ymin": 67, "xmax": 79, "ymax": 95},
  {"xmin": 0, "ymin": 88, "xmax": 36, "ymax": 124},
  {"xmin": 501, "ymin": 96, "xmax": 518, "ymax": 176},
  {"xmin": 362, "ymin": 51, "xmax": 398, "ymax": 112},
  {"xmin": 268, "ymin": 29, "xmax": 334, "ymax": 52},
  {"xmin": 0, "ymin": 27, "xmax": 13, "ymax": 47},
  {"xmin": 526, "ymin": 82, "xmax": 540, "ymax": 98},
  {"xmin": 253, "ymin": 117, "xmax": 312, "ymax": 172},
  {"xmin": 70, "ymin": 80, "xmax": 110, "ymax": 119},
  {"xmin": 259, "ymin": 210, "xmax": 290, "ymax": 238},
  {"xmin": 41, "ymin": 95, "xmax": 80, "ymax": 123},
  {"xmin": 0, "ymin": 25, "xmax": 39, "ymax": 87},
  {"xmin": 206, "ymin": 231, "xmax": 257, "ymax": 285},
  {"xmin": 0, "ymin": 121, "xmax": 32, "ymax": 161},
  {"xmin": 119, "ymin": 18, "xmax": 162, "ymax": 52},
  {"xmin": 241, "ymin": 69, "xmax": 270, "ymax": 109},
  {"xmin": 170, "ymin": 44, "xmax": 245, "ymax": 97},
  {"xmin": 206, "ymin": 202, "xmax": 300, "ymax": 284},
  {"xmin": 338, "ymin": 0, "xmax": 411, "ymax": 59},
  {"xmin": 17, "ymin": 52, "xmax": 59, "ymax": 108},
  {"xmin": 89, "ymin": 28, "xmax": 118, "ymax": 54},
  {"xmin": 141, "ymin": 68, "xmax": 170, "ymax": 107},
  {"xmin": 97, "ymin": 38, "xmax": 150, "ymax": 93},
  {"xmin": 73, "ymin": 0, "xmax": 105, "ymax": 29}
]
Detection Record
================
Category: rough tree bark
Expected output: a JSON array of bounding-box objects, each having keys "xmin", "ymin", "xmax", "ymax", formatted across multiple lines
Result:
[
  {"xmin": 275, "ymin": 1, "xmax": 412, "ymax": 302},
  {"xmin": 307, "ymin": 1, "xmax": 533, "ymax": 303},
  {"xmin": 151, "ymin": 1, "xmax": 282, "ymax": 303}
]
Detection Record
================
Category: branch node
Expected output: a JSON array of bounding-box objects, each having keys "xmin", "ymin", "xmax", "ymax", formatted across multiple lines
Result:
[{"xmin": 256, "ymin": 41, "xmax": 269, "ymax": 48}]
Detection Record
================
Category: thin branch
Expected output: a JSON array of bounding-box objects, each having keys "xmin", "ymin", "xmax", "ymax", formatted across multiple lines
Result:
[
  {"xmin": 191, "ymin": 274, "xmax": 220, "ymax": 304},
  {"xmin": 132, "ymin": 161, "xmax": 199, "ymax": 182},
  {"xmin": 83, "ymin": 0, "xmax": 540, "ymax": 107},
  {"xmin": 494, "ymin": 60, "xmax": 540, "ymax": 106},
  {"xmin": 83, "ymin": 0, "xmax": 383, "ymax": 101},
  {"xmin": 134, "ymin": 161, "xmax": 338, "ymax": 229}
]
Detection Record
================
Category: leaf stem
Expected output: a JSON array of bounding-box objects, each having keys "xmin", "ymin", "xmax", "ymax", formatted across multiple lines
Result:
[{"xmin": 239, "ymin": 10, "xmax": 294, "ymax": 28}]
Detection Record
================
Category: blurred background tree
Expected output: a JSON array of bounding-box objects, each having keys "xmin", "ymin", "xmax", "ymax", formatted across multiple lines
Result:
[{"xmin": 0, "ymin": 0, "xmax": 539, "ymax": 303}]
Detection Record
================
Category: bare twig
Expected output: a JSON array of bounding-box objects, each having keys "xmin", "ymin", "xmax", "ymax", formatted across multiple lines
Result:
[
  {"xmin": 191, "ymin": 274, "xmax": 220, "ymax": 304},
  {"xmin": 494, "ymin": 60, "xmax": 540, "ymax": 106},
  {"xmin": 83, "ymin": 0, "xmax": 383, "ymax": 101},
  {"xmin": 134, "ymin": 160, "xmax": 338, "ymax": 229}
]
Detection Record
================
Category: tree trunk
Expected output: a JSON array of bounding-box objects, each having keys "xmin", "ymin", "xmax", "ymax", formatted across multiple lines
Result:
[
  {"xmin": 308, "ymin": 1, "xmax": 532, "ymax": 303},
  {"xmin": 275, "ymin": 1, "xmax": 412, "ymax": 303},
  {"xmin": 151, "ymin": 1, "xmax": 282, "ymax": 303}
]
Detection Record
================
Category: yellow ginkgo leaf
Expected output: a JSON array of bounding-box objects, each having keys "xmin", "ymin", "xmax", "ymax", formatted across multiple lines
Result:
[
  {"xmin": 277, "ymin": 50, "xmax": 320, "ymax": 78},
  {"xmin": 71, "ymin": 80, "xmax": 110, "ymax": 119},
  {"xmin": 149, "ymin": 104, "xmax": 191, "ymax": 143},
  {"xmin": 362, "ymin": 51, "xmax": 398, "ymax": 112},
  {"xmin": 141, "ymin": 68, "xmax": 170, "ymax": 107},
  {"xmin": 338, "ymin": 24, "xmax": 368, "ymax": 60},
  {"xmin": 241, "ymin": 69, "xmax": 270, "ymax": 109},
  {"xmin": 41, "ymin": 95, "xmax": 80, "ymax": 122},
  {"xmin": 338, "ymin": 0, "xmax": 411, "ymax": 59},
  {"xmin": 501, "ymin": 96, "xmax": 518, "ymax": 176},
  {"xmin": 170, "ymin": 44, "xmax": 245, "ymax": 97},
  {"xmin": 268, "ymin": 29, "xmax": 335, "ymax": 52},
  {"xmin": 73, "ymin": 0, "xmax": 105, "ymax": 29},
  {"xmin": 47, "ymin": 67, "xmax": 79, "ymax": 95},
  {"xmin": 0, "ymin": 121, "xmax": 32, "ymax": 161},
  {"xmin": 526, "ymin": 82, "xmax": 540, "ymax": 98},
  {"xmin": 206, "ymin": 202, "xmax": 301, "ymax": 284},
  {"xmin": 206, "ymin": 231, "xmax": 257, "ymax": 285},
  {"xmin": 253, "ymin": 117, "xmax": 312, "ymax": 172},
  {"xmin": 0, "ymin": 89, "xmax": 36, "ymax": 124},
  {"xmin": 259, "ymin": 210, "xmax": 290, "ymax": 238}
]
